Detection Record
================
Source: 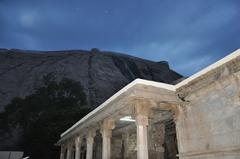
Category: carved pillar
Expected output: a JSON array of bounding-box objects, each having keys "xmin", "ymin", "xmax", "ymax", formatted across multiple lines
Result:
[
  {"xmin": 60, "ymin": 145, "xmax": 65, "ymax": 159},
  {"xmin": 134, "ymin": 103, "xmax": 151, "ymax": 159},
  {"xmin": 101, "ymin": 119, "xmax": 115, "ymax": 159},
  {"xmin": 75, "ymin": 136, "xmax": 82, "ymax": 159},
  {"xmin": 136, "ymin": 114, "xmax": 149, "ymax": 159},
  {"xmin": 86, "ymin": 129, "xmax": 96, "ymax": 159},
  {"xmin": 66, "ymin": 142, "xmax": 73, "ymax": 159}
]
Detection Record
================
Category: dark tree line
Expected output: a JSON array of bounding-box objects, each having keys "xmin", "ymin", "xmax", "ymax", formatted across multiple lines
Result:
[{"xmin": 0, "ymin": 75, "xmax": 91, "ymax": 159}]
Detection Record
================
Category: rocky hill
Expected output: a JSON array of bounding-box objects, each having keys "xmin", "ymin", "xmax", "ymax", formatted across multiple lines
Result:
[{"xmin": 0, "ymin": 48, "xmax": 182, "ymax": 111}]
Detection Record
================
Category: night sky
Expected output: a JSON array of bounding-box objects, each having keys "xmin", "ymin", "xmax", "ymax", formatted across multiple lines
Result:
[{"xmin": 0, "ymin": 0, "xmax": 240, "ymax": 76}]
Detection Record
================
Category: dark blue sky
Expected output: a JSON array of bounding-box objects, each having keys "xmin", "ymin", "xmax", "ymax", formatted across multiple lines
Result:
[{"xmin": 0, "ymin": 0, "xmax": 240, "ymax": 76}]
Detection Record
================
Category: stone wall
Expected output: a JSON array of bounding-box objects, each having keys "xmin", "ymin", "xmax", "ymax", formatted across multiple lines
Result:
[
  {"xmin": 149, "ymin": 120, "xmax": 178, "ymax": 159},
  {"xmin": 149, "ymin": 122, "xmax": 165, "ymax": 159},
  {"xmin": 111, "ymin": 136, "xmax": 123, "ymax": 159},
  {"xmin": 112, "ymin": 132, "xmax": 137, "ymax": 159},
  {"xmin": 176, "ymin": 61, "xmax": 240, "ymax": 159}
]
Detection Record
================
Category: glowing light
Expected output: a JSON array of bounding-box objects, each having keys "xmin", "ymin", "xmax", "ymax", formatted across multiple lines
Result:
[{"xmin": 119, "ymin": 116, "xmax": 135, "ymax": 122}]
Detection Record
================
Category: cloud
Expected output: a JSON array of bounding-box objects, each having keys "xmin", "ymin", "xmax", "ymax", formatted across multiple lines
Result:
[
  {"xmin": 19, "ymin": 12, "xmax": 36, "ymax": 28},
  {"xmin": 0, "ymin": 0, "xmax": 239, "ymax": 76}
]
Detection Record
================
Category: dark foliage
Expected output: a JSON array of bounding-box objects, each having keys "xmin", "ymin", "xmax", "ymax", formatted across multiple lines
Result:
[{"xmin": 0, "ymin": 75, "xmax": 90, "ymax": 159}]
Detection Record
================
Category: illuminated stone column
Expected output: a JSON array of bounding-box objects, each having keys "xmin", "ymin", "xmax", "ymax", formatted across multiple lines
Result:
[
  {"xmin": 136, "ymin": 114, "xmax": 149, "ymax": 159},
  {"xmin": 134, "ymin": 103, "xmax": 151, "ymax": 159},
  {"xmin": 66, "ymin": 142, "xmax": 73, "ymax": 159},
  {"xmin": 75, "ymin": 136, "xmax": 82, "ymax": 159},
  {"xmin": 60, "ymin": 145, "xmax": 65, "ymax": 159},
  {"xmin": 101, "ymin": 119, "xmax": 115, "ymax": 159},
  {"xmin": 86, "ymin": 129, "xmax": 96, "ymax": 159}
]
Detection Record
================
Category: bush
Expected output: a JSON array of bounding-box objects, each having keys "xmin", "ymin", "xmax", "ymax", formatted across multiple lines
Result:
[{"xmin": 1, "ymin": 75, "xmax": 90, "ymax": 159}]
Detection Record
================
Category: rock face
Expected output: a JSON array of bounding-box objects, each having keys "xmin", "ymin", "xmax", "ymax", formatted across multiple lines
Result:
[{"xmin": 0, "ymin": 48, "xmax": 182, "ymax": 110}]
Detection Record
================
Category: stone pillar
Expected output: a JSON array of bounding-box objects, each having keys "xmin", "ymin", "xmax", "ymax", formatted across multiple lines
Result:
[
  {"xmin": 75, "ymin": 136, "xmax": 82, "ymax": 159},
  {"xmin": 60, "ymin": 145, "xmax": 65, "ymax": 159},
  {"xmin": 66, "ymin": 143, "xmax": 73, "ymax": 159},
  {"xmin": 136, "ymin": 114, "xmax": 149, "ymax": 159},
  {"xmin": 101, "ymin": 119, "xmax": 115, "ymax": 159},
  {"xmin": 86, "ymin": 129, "xmax": 96, "ymax": 159},
  {"xmin": 134, "ymin": 103, "xmax": 150, "ymax": 159}
]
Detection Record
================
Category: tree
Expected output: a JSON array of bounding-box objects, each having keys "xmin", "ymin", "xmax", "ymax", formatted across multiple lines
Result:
[{"xmin": 0, "ymin": 75, "xmax": 90, "ymax": 159}]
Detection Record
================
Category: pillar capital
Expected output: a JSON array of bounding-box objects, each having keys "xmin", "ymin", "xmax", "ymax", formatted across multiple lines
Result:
[
  {"xmin": 135, "ymin": 114, "xmax": 149, "ymax": 126},
  {"xmin": 74, "ymin": 135, "xmax": 82, "ymax": 146},
  {"xmin": 133, "ymin": 99, "xmax": 152, "ymax": 116},
  {"xmin": 102, "ymin": 119, "xmax": 115, "ymax": 130},
  {"xmin": 133, "ymin": 100, "xmax": 152, "ymax": 127},
  {"xmin": 67, "ymin": 140, "xmax": 73, "ymax": 149},
  {"xmin": 86, "ymin": 129, "xmax": 96, "ymax": 143},
  {"xmin": 100, "ymin": 119, "xmax": 115, "ymax": 137}
]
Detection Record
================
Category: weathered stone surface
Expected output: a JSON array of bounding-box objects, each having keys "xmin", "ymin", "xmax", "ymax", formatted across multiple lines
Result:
[
  {"xmin": 0, "ymin": 49, "xmax": 182, "ymax": 111},
  {"xmin": 111, "ymin": 136, "xmax": 123, "ymax": 159},
  {"xmin": 149, "ymin": 122, "xmax": 165, "ymax": 159},
  {"xmin": 176, "ymin": 64, "xmax": 240, "ymax": 159}
]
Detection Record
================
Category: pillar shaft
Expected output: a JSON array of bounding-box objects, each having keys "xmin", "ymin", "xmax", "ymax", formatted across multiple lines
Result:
[
  {"xmin": 86, "ymin": 137, "xmax": 94, "ymax": 159},
  {"xmin": 60, "ymin": 146, "xmax": 65, "ymax": 159},
  {"xmin": 86, "ymin": 129, "xmax": 96, "ymax": 159},
  {"xmin": 75, "ymin": 137, "xmax": 82, "ymax": 159},
  {"xmin": 102, "ymin": 130, "xmax": 111, "ymax": 159},
  {"xmin": 133, "ymin": 101, "xmax": 151, "ymax": 159},
  {"xmin": 135, "ymin": 113, "xmax": 149, "ymax": 159},
  {"xmin": 66, "ymin": 146, "xmax": 72, "ymax": 159},
  {"xmin": 101, "ymin": 119, "xmax": 115, "ymax": 159},
  {"xmin": 75, "ymin": 147, "xmax": 80, "ymax": 159}
]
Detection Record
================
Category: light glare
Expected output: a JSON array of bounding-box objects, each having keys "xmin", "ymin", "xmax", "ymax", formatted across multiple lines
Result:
[{"xmin": 120, "ymin": 116, "xmax": 135, "ymax": 122}]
